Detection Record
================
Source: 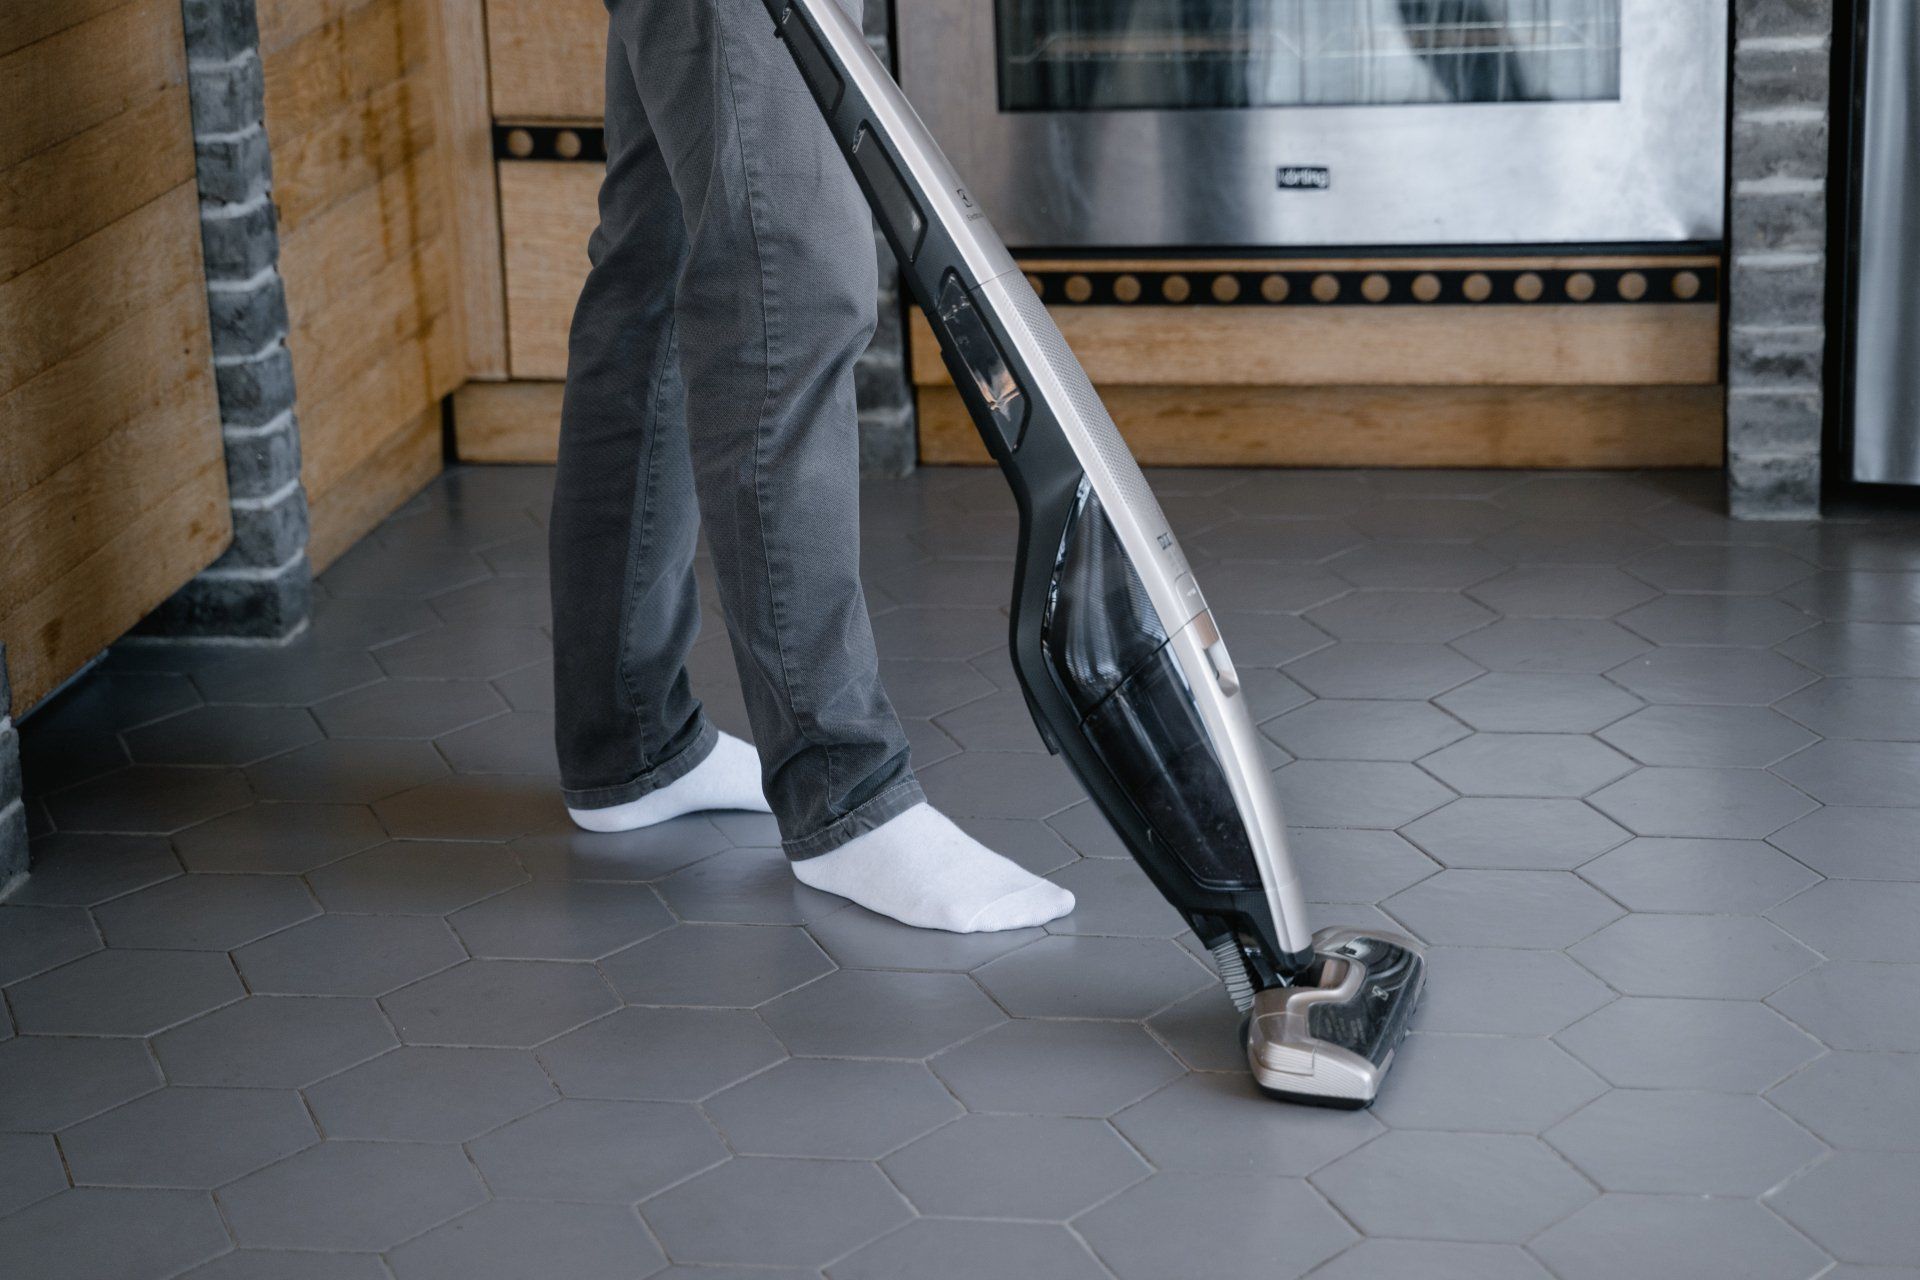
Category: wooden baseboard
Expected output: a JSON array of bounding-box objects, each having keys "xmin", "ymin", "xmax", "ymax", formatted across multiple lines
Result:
[
  {"xmin": 917, "ymin": 384, "xmax": 1726, "ymax": 469},
  {"xmin": 451, "ymin": 379, "xmax": 562, "ymax": 462}
]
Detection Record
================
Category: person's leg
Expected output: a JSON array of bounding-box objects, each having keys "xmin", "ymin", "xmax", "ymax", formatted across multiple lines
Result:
[
  {"xmin": 612, "ymin": 0, "xmax": 1070, "ymax": 931},
  {"xmin": 549, "ymin": 19, "xmax": 767, "ymax": 824}
]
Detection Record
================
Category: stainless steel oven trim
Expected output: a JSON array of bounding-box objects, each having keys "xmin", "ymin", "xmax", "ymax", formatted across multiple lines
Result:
[{"xmin": 897, "ymin": 0, "xmax": 1726, "ymax": 249}]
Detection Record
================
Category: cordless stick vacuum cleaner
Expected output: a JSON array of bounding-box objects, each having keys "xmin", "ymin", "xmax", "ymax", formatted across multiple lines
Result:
[{"xmin": 763, "ymin": 0, "xmax": 1424, "ymax": 1107}]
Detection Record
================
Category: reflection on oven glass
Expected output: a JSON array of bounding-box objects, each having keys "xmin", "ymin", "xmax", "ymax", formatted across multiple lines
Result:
[{"xmin": 997, "ymin": 0, "xmax": 1623, "ymax": 112}]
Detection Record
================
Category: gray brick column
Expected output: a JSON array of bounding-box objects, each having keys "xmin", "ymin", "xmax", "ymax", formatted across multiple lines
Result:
[
  {"xmin": 1726, "ymin": 0, "xmax": 1834, "ymax": 519},
  {"xmin": 0, "ymin": 647, "xmax": 24, "ymax": 893},
  {"xmin": 855, "ymin": 1, "xmax": 918, "ymax": 476},
  {"xmin": 144, "ymin": 0, "xmax": 313, "ymax": 638}
]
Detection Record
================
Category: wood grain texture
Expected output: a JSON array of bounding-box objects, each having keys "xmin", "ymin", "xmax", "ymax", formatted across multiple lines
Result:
[
  {"xmin": 497, "ymin": 160, "xmax": 597, "ymax": 378},
  {"xmin": 269, "ymin": 69, "xmax": 441, "ymax": 236},
  {"xmin": 299, "ymin": 312, "xmax": 458, "ymax": 525},
  {"xmin": 484, "ymin": 0, "xmax": 607, "ymax": 121},
  {"xmin": 0, "ymin": 0, "xmax": 132, "ymax": 59},
  {"xmin": 917, "ymin": 383, "xmax": 1726, "ymax": 469},
  {"xmin": 0, "ymin": 85, "xmax": 196, "ymax": 285},
  {"xmin": 439, "ymin": 0, "xmax": 510, "ymax": 377},
  {"xmin": 0, "ymin": 0, "xmax": 185, "ymax": 169},
  {"xmin": 910, "ymin": 303, "xmax": 1722, "ymax": 390},
  {"xmin": 451, "ymin": 379, "xmax": 562, "ymax": 461},
  {"xmin": 306, "ymin": 405, "xmax": 443, "ymax": 569},
  {"xmin": 261, "ymin": 0, "xmax": 435, "ymax": 141}
]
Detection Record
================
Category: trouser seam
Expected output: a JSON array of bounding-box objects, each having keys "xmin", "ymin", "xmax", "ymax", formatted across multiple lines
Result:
[
  {"xmin": 614, "ymin": 308, "xmax": 679, "ymax": 736},
  {"xmin": 783, "ymin": 775, "xmax": 926, "ymax": 860},
  {"xmin": 563, "ymin": 719, "xmax": 719, "ymax": 810}
]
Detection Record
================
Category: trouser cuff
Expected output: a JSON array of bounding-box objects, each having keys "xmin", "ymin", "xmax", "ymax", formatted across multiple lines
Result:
[
  {"xmin": 561, "ymin": 719, "xmax": 719, "ymax": 810},
  {"xmin": 783, "ymin": 776, "xmax": 926, "ymax": 861}
]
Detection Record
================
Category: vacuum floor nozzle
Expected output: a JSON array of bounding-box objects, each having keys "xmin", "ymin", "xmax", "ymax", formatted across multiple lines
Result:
[{"xmin": 1245, "ymin": 928, "xmax": 1426, "ymax": 1109}]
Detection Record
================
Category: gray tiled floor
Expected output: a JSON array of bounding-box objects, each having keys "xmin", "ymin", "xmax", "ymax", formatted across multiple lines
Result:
[{"xmin": 5, "ymin": 463, "xmax": 1920, "ymax": 1278}]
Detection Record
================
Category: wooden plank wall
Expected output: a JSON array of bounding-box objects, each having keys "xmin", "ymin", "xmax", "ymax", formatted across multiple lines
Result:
[
  {"xmin": 259, "ymin": 0, "xmax": 466, "ymax": 569},
  {"xmin": 0, "ymin": 0, "xmax": 232, "ymax": 710}
]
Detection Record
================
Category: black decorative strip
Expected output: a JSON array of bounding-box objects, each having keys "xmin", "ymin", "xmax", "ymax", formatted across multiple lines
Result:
[
  {"xmin": 1023, "ymin": 265, "xmax": 1720, "ymax": 307},
  {"xmin": 494, "ymin": 124, "xmax": 608, "ymax": 164}
]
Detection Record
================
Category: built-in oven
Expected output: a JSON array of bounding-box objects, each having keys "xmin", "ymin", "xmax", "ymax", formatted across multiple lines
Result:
[{"xmin": 895, "ymin": 0, "xmax": 1727, "ymax": 249}]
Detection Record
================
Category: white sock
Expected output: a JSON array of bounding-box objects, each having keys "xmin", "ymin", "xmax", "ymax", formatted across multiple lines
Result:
[
  {"xmin": 568, "ymin": 732, "xmax": 771, "ymax": 832},
  {"xmin": 791, "ymin": 803, "xmax": 1075, "ymax": 934}
]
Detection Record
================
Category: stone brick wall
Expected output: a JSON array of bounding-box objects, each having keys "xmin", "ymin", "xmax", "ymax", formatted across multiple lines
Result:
[
  {"xmin": 856, "ymin": 0, "xmax": 917, "ymax": 476},
  {"xmin": 1727, "ymin": 0, "xmax": 1834, "ymax": 519},
  {"xmin": 0, "ymin": 647, "xmax": 24, "ymax": 892},
  {"xmin": 145, "ymin": 0, "xmax": 314, "ymax": 637}
]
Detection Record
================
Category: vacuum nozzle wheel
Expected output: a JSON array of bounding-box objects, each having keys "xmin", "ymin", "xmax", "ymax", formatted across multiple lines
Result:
[{"xmin": 1242, "ymin": 927, "xmax": 1425, "ymax": 1108}]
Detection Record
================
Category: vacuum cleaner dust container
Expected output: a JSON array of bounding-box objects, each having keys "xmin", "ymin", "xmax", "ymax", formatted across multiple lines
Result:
[{"xmin": 764, "ymin": 0, "xmax": 1424, "ymax": 1107}]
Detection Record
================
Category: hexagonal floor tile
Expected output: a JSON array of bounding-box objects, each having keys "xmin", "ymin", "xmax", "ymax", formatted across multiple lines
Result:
[
  {"xmin": 311, "ymin": 680, "xmax": 506, "ymax": 740},
  {"xmin": 882, "ymin": 1114, "xmax": 1148, "ymax": 1220},
  {"xmin": 1191, "ymin": 517, "xmax": 1364, "ymax": 563},
  {"xmin": 0, "ymin": 1188, "xmax": 229, "ymax": 1280},
  {"xmin": 1452, "ymin": 619, "xmax": 1649, "ymax": 674},
  {"xmin": 1494, "ymin": 475, "xmax": 1666, "ymax": 518},
  {"xmin": 1589, "ymin": 767, "xmax": 1816, "ymax": 839},
  {"xmin": 190, "ymin": 644, "xmax": 384, "ymax": 707},
  {"xmin": 1773, "ymin": 739, "xmax": 1920, "ymax": 807},
  {"xmin": 654, "ymin": 846, "xmax": 848, "ymax": 925},
  {"xmin": 234, "ymin": 914, "xmax": 464, "ymax": 997},
  {"xmin": 41, "ymin": 765, "xmax": 251, "ymax": 835},
  {"xmin": 1369, "ymin": 1034, "xmax": 1604, "ymax": 1134},
  {"xmin": 1291, "ymin": 828, "xmax": 1439, "ymax": 903},
  {"xmin": 1770, "ymin": 807, "xmax": 1920, "ymax": 881},
  {"xmin": 805, "ymin": 904, "xmax": 1044, "ymax": 972},
  {"xmin": 0, "ymin": 1132, "xmax": 65, "ymax": 1218},
  {"xmin": 0, "ymin": 1036, "xmax": 160, "ymax": 1131},
  {"xmin": 1598, "ymin": 705, "xmax": 1819, "ymax": 768},
  {"xmin": 1113, "ymin": 1071, "xmax": 1382, "ymax": 1175},
  {"xmin": 1436, "ymin": 673, "xmax": 1643, "ymax": 734},
  {"xmin": 1545, "ymin": 1090, "xmax": 1823, "ymax": 1195},
  {"xmin": 973, "ymin": 935, "xmax": 1212, "ymax": 1020},
  {"xmin": 435, "ymin": 710, "xmax": 557, "ymax": 775},
  {"xmin": 303, "ymin": 1046, "xmax": 556, "ymax": 1141},
  {"xmin": 508, "ymin": 816, "xmax": 731, "ymax": 882},
  {"xmin": 1305, "ymin": 591, "xmax": 1495, "ymax": 643},
  {"xmin": 1263, "ymin": 700, "xmax": 1469, "ymax": 761},
  {"xmin": 122, "ymin": 705, "xmax": 320, "ymax": 767},
  {"xmin": 381, "ymin": 959, "xmax": 616, "ymax": 1048},
  {"xmin": 1624, "ymin": 543, "xmax": 1815, "ymax": 594},
  {"xmin": 468, "ymin": 1098, "xmax": 725, "ymax": 1202},
  {"xmin": 1768, "ymin": 962, "xmax": 1920, "ymax": 1052},
  {"xmin": 831, "ymin": 1218, "xmax": 1110, "ymax": 1280},
  {"xmin": 758, "ymin": 969, "xmax": 1003, "ymax": 1059},
  {"xmin": 1400, "ymin": 798, "xmax": 1629, "ymax": 870},
  {"xmin": 307, "ymin": 841, "xmax": 526, "ymax": 915},
  {"xmin": 7, "ymin": 948, "xmax": 242, "ymax": 1036},
  {"xmin": 1043, "ymin": 858, "xmax": 1188, "ymax": 938},
  {"xmin": 1383, "ymin": 870, "xmax": 1623, "ymax": 949},
  {"xmin": 219, "ymin": 1141, "xmax": 486, "ymax": 1252},
  {"xmin": 1778, "ymin": 619, "xmax": 1920, "ymax": 677},
  {"xmin": 2, "ymin": 833, "xmax": 180, "ymax": 907},
  {"xmin": 1274, "ymin": 760, "xmax": 1455, "ymax": 829},
  {"xmin": 1616, "ymin": 595, "xmax": 1818, "ymax": 647},
  {"xmin": 640, "ymin": 1157, "xmax": 911, "ymax": 1268},
  {"xmin": 1419, "ymin": 734, "xmax": 1635, "ymax": 799},
  {"xmin": 0, "ymin": 904, "xmax": 101, "ymax": 985},
  {"xmin": 1283, "ymin": 643, "xmax": 1484, "ymax": 700},
  {"xmin": 1605, "ymin": 647, "xmax": 1816, "ymax": 705},
  {"xmin": 1327, "ymin": 543, "xmax": 1509, "ymax": 590},
  {"xmin": 385, "ymin": 1200, "xmax": 666, "ymax": 1280},
  {"xmin": 705, "ymin": 1058, "xmax": 959, "ymax": 1158},
  {"xmin": 1570, "ymin": 915, "xmax": 1820, "ymax": 999},
  {"xmin": 536, "ymin": 1007, "xmax": 785, "ymax": 1101},
  {"xmin": 1415, "ymin": 947, "xmax": 1614, "ymax": 1035},
  {"xmin": 915, "ymin": 751, "xmax": 1088, "ymax": 820},
  {"xmin": 153, "ymin": 996, "xmax": 397, "ymax": 1088},
  {"xmin": 1577, "ymin": 838, "xmax": 1819, "ymax": 913},
  {"xmin": 245, "ymin": 739, "xmax": 449, "ymax": 805},
  {"xmin": 1480, "ymin": 517, "xmax": 1662, "ymax": 567},
  {"xmin": 600, "ymin": 923, "xmax": 834, "ymax": 1007},
  {"xmin": 91, "ymin": 874, "xmax": 317, "ymax": 951},
  {"xmin": 1530, "ymin": 1194, "xmax": 1831, "ymax": 1280},
  {"xmin": 59, "ymin": 1087, "xmax": 316, "ymax": 1189},
  {"xmin": 1078, "ymin": 1172, "xmax": 1355, "ymax": 1280},
  {"xmin": 1310, "ymin": 1131, "xmax": 1593, "ymax": 1244},
  {"xmin": 371, "ymin": 775, "xmax": 565, "ymax": 842},
  {"xmin": 1770, "ymin": 881, "xmax": 1920, "ymax": 963},
  {"xmin": 371, "ymin": 626, "xmax": 552, "ymax": 681},
  {"xmin": 1467, "ymin": 567, "xmax": 1656, "ymax": 619},
  {"xmin": 930, "ymin": 1019, "xmax": 1183, "ymax": 1117},
  {"xmin": 1556, "ymin": 997, "xmax": 1821, "ymax": 1091},
  {"xmin": 1769, "ymin": 1151, "xmax": 1920, "ymax": 1267},
  {"xmin": 1767, "ymin": 1051, "xmax": 1920, "ymax": 1152},
  {"xmin": 172, "ymin": 803, "xmax": 387, "ymax": 874},
  {"xmin": 1309, "ymin": 1239, "xmax": 1553, "ymax": 1280},
  {"xmin": 446, "ymin": 881, "xmax": 672, "ymax": 960},
  {"xmin": 180, "ymin": 1250, "xmax": 391, "ymax": 1279}
]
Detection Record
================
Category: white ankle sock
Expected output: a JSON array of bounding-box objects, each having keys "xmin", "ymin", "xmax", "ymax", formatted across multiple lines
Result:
[
  {"xmin": 568, "ymin": 732, "xmax": 770, "ymax": 833},
  {"xmin": 791, "ymin": 803, "xmax": 1075, "ymax": 934}
]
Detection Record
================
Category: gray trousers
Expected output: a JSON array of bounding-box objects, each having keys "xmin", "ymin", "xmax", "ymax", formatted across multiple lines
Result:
[{"xmin": 550, "ymin": 0, "xmax": 921, "ymax": 858}]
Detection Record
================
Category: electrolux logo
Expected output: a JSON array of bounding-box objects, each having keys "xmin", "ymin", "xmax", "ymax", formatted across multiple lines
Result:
[{"xmin": 1277, "ymin": 166, "xmax": 1332, "ymax": 191}]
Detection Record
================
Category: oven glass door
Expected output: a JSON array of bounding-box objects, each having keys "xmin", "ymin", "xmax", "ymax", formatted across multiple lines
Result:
[
  {"xmin": 898, "ymin": 0, "xmax": 1724, "ymax": 248},
  {"xmin": 998, "ymin": 1, "xmax": 1622, "ymax": 112}
]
